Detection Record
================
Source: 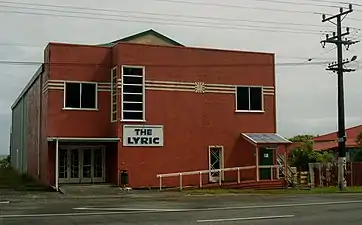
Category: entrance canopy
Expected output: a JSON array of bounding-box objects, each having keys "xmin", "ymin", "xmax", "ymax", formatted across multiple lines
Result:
[
  {"xmin": 241, "ymin": 133, "xmax": 291, "ymax": 146},
  {"xmin": 47, "ymin": 137, "xmax": 120, "ymax": 142}
]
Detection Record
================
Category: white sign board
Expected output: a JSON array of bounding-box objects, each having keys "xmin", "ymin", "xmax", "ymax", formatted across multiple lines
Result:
[{"xmin": 123, "ymin": 125, "xmax": 164, "ymax": 147}]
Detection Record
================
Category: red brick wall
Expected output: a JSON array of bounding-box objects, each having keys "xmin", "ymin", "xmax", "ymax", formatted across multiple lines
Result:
[
  {"xmin": 40, "ymin": 43, "xmax": 276, "ymax": 188},
  {"xmin": 46, "ymin": 44, "xmax": 116, "ymax": 138},
  {"xmin": 116, "ymin": 43, "xmax": 276, "ymax": 188}
]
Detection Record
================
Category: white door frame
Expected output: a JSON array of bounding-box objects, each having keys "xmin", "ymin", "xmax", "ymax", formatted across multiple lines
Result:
[{"xmin": 208, "ymin": 146, "xmax": 224, "ymax": 182}]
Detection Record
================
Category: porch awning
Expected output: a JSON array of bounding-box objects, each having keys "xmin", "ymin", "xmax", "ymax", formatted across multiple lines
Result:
[
  {"xmin": 47, "ymin": 137, "xmax": 120, "ymax": 142},
  {"xmin": 241, "ymin": 133, "xmax": 291, "ymax": 145}
]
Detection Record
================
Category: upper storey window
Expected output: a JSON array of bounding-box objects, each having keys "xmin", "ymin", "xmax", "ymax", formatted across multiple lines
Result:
[
  {"xmin": 64, "ymin": 82, "xmax": 97, "ymax": 110},
  {"xmin": 236, "ymin": 86, "xmax": 263, "ymax": 112}
]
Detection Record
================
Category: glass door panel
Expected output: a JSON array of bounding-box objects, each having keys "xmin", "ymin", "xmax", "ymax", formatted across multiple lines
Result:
[
  {"xmin": 58, "ymin": 148, "xmax": 68, "ymax": 183},
  {"xmin": 92, "ymin": 147, "xmax": 105, "ymax": 182},
  {"xmin": 68, "ymin": 148, "xmax": 80, "ymax": 183},
  {"xmin": 81, "ymin": 148, "xmax": 92, "ymax": 183}
]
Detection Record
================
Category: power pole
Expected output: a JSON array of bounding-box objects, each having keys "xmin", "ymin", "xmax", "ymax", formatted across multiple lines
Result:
[{"xmin": 321, "ymin": 4, "xmax": 359, "ymax": 191}]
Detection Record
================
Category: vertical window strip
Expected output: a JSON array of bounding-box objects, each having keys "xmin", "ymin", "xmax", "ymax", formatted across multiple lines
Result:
[
  {"xmin": 121, "ymin": 66, "xmax": 145, "ymax": 121},
  {"xmin": 111, "ymin": 67, "xmax": 117, "ymax": 122}
]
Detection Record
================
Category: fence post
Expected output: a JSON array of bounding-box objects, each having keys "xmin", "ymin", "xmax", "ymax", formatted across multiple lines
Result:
[
  {"xmin": 179, "ymin": 173, "xmax": 183, "ymax": 191},
  {"xmin": 276, "ymin": 166, "xmax": 279, "ymax": 179},
  {"xmin": 350, "ymin": 162, "xmax": 353, "ymax": 187},
  {"xmin": 159, "ymin": 175, "xmax": 162, "ymax": 191},
  {"xmin": 318, "ymin": 163, "xmax": 322, "ymax": 187},
  {"xmin": 237, "ymin": 168, "xmax": 240, "ymax": 183},
  {"xmin": 199, "ymin": 172, "xmax": 202, "ymax": 188},
  {"xmin": 219, "ymin": 169, "xmax": 222, "ymax": 185}
]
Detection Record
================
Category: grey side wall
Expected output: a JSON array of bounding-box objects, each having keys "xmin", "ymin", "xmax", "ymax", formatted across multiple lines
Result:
[
  {"xmin": 10, "ymin": 95, "xmax": 28, "ymax": 174},
  {"xmin": 10, "ymin": 65, "xmax": 43, "ymax": 175}
]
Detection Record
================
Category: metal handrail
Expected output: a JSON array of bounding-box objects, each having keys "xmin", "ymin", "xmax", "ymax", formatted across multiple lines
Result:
[
  {"xmin": 157, "ymin": 165, "xmax": 279, "ymax": 191},
  {"xmin": 157, "ymin": 166, "xmax": 256, "ymax": 178}
]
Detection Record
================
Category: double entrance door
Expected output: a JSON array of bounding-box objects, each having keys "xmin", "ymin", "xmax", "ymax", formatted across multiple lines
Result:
[{"xmin": 58, "ymin": 146, "xmax": 105, "ymax": 184}]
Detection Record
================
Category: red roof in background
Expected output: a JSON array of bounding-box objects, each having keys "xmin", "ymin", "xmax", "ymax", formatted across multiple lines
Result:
[
  {"xmin": 311, "ymin": 125, "xmax": 362, "ymax": 151},
  {"xmin": 313, "ymin": 125, "xmax": 362, "ymax": 142},
  {"xmin": 313, "ymin": 140, "xmax": 358, "ymax": 151}
]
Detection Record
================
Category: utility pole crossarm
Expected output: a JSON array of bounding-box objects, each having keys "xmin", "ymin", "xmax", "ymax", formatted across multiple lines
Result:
[{"xmin": 322, "ymin": 4, "xmax": 353, "ymax": 22}]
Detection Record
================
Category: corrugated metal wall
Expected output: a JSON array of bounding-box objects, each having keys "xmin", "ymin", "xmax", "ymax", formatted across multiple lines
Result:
[{"xmin": 10, "ymin": 94, "xmax": 28, "ymax": 174}]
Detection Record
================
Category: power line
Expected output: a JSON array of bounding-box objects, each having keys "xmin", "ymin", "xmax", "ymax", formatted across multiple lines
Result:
[
  {"xmin": 0, "ymin": 60, "xmax": 335, "ymax": 67},
  {"xmin": 0, "ymin": 1, "xmax": 341, "ymax": 30},
  {"xmin": 0, "ymin": 42, "xmax": 339, "ymax": 62},
  {"xmin": 154, "ymin": 0, "xmax": 326, "ymax": 15},
  {"xmin": 302, "ymin": 0, "xmax": 362, "ymax": 7},
  {"xmin": 276, "ymin": 46, "xmax": 339, "ymax": 75},
  {"xmin": 0, "ymin": 5, "xmax": 331, "ymax": 34},
  {"xmin": 153, "ymin": 0, "xmax": 362, "ymax": 22},
  {"xmin": 221, "ymin": 0, "xmax": 343, "ymax": 8},
  {"xmin": 0, "ymin": 9, "xmax": 328, "ymax": 35}
]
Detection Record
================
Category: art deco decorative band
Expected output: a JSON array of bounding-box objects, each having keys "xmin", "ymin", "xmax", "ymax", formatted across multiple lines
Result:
[{"xmin": 42, "ymin": 79, "xmax": 275, "ymax": 95}]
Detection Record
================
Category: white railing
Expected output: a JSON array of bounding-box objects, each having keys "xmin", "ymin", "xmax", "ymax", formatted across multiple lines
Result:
[{"xmin": 156, "ymin": 165, "xmax": 279, "ymax": 191}]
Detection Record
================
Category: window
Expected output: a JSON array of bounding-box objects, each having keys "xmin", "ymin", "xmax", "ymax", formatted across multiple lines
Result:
[
  {"xmin": 121, "ymin": 66, "xmax": 145, "ymax": 121},
  {"xmin": 111, "ymin": 67, "xmax": 117, "ymax": 122},
  {"xmin": 64, "ymin": 82, "xmax": 97, "ymax": 109},
  {"xmin": 236, "ymin": 86, "xmax": 263, "ymax": 111}
]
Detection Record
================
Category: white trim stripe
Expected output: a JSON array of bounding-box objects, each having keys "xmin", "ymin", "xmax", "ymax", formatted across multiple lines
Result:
[
  {"xmin": 42, "ymin": 79, "xmax": 275, "ymax": 95},
  {"xmin": 146, "ymin": 87, "xmax": 194, "ymax": 92}
]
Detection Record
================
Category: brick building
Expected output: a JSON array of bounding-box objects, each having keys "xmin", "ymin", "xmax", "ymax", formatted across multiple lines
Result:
[{"xmin": 10, "ymin": 29, "xmax": 291, "ymax": 190}]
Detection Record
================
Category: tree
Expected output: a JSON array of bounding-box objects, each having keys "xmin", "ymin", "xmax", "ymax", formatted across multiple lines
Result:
[
  {"xmin": 357, "ymin": 132, "xmax": 362, "ymax": 147},
  {"xmin": 289, "ymin": 139, "xmax": 333, "ymax": 171},
  {"xmin": 289, "ymin": 140, "xmax": 315, "ymax": 171},
  {"xmin": 0, "ymin": 155, "xmax": 10, "ymax": 169},
  {"xmin": 289, "ymin": 134, "xmax": 316, "ymax": 142},
  {"xmin": 314, "ymin": 151, "xmax": 334, "ymax": 163}
]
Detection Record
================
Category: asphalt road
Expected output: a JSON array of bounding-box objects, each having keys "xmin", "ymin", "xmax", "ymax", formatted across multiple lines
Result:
[{"xmin": 1, "ymin": 193, "xmax": 362, "ymax": 224}]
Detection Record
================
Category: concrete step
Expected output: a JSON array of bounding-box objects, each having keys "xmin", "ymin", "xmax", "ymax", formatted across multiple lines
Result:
[{"xmin": 59, "ymin": 183, "xmax": 126, "ymax": 195}]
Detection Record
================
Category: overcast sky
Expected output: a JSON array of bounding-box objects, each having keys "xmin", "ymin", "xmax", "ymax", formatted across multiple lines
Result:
[{"xmin": 0, "ymin": 0, "xmax": 361, "ymax": 154}]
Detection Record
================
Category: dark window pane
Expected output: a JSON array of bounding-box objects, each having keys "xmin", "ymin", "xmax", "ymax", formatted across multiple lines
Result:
[
  {"xmin": 123, "ymin": 85, "xmax": 143, "ymax": 93},
  {"xmin": 123, "ymin": 111, "xmax": 143, "ymax": 120},
  {"xmin": 123, "ymin": 93, "xmax": 143, "ymax": 102},
  {"xmin": 123, "ymin": 76, "xmax": 143, "ymax": 85},
  {"xmin": 236, "ymin": 87, "xmax": 249, "ymax": 110},
  {"xmin": 123, "ymin": 102, "xmax": 143, "ymax": 111},
  {"xmin": 123, "ymin": 67, "xmax": 143, "ymax": 76},
  {"xmin": 112, "ymin": 104, "xmax": 117, "ymax": 112},
  {"xmin": 250, "ymin": 87, "xmax": 262, "ymax": 111},
  {"xmin": 81, "ymin": 83, "xmax": 96, "ymax": 109},
  {"xmin": 65, "ymin": 83, "xmax": 80, "ymax": 108}
]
